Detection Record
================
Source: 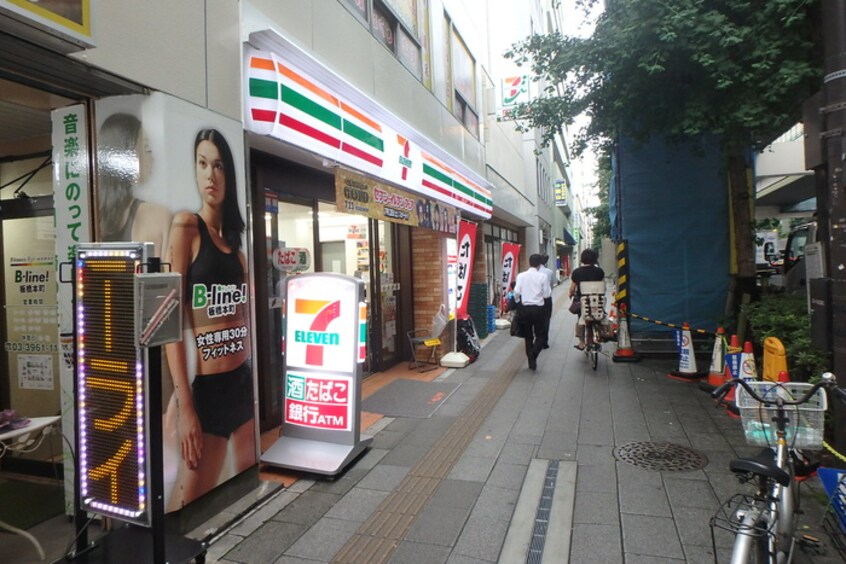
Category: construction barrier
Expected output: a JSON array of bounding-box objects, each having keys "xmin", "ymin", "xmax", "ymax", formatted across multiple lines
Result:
[
  {"xmin": 612, "ymin": 305, "xmax": 641, "ymax": 363},
  {"xmin": 668, "ymin": 322, "xmax": 708, "ymax": 381},
  {"xmin": 762, "ymin": 336, "xmax": 787, "ymax": 383},
  {"xmin": 698, "ymin": 327, "xmax": 727, "ymax": 393}
]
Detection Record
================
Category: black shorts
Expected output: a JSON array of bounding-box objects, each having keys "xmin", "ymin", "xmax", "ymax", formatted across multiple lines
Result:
[{"xmin": 192, "ymin": 361, "xmax": 254, "ymax": 438}]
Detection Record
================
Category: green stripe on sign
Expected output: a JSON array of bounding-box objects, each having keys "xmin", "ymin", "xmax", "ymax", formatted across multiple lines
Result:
[
  {"xmin": 249, "ymin": 78, "xmax": 278, "ymax": 100},
  {"xmin": 359, "ymin": 323, "xmax": 366, "ymax": 343},
  {"xmin": 422, "ymin": 163, "xmax": 453, "ymax": 187},
  {"xmin": 451, "ymin": 178, "xmax": 492, "ymax": 206},
  {"xmin": 343, "ymin": 119, "xmax": 384, "ymax": 153},
  {"xmin": 282, "ymin": 86, "xmax": 342, "ymax": 130}
]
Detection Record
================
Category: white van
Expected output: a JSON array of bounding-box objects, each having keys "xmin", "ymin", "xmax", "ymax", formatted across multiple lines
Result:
[{"xmin": 783, "ymin": 221, "xmax": 817, "ymax": 294}]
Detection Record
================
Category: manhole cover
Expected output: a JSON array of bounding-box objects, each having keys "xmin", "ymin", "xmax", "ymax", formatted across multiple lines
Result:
[{"xmin": 612, "ymin": 441, "xmax": 708, "ymax": 472}]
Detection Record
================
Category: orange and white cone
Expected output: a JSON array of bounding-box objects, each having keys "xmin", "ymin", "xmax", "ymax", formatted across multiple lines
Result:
[
  {"xmin": 740, "ymin": 341, "xmax": 757, "ymax": 382},
  {"xmin": 699, "ymin": 327, "xmax": 726, "ymax": 393},
  {"xmin": 608, "ymin": 295, "xmax": 619, "ymax": 337},
  {"xmin": 612, "ymin": 307, "xmax": 640, "ymax": 363},
  {"xmin": 719, "ymin": 334, "xmax": 742, "ymax": 417},
  {"xmin": 668, "ymin": 322, "xmax": 707, "ymax": 381}
]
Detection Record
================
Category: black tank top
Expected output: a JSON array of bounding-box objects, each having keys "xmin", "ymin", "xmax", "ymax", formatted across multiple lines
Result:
[{"xmin": 186, "ymin": 214, "xmax": 243, "ymax": 300}]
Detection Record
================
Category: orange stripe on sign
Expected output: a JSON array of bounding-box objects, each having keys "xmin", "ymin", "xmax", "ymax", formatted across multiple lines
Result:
[
  {"xmin": 295, "ymin": 299, "xmax": 331, "ymax": 314},
  {"xmin": 341, "ymin": 101, "xmax": 382, "ymax": 132},
  {"xmin": 277, "ymin": 62, "xmax": 338, "ymax": 107},
  {"xmin": 422, "ymin": 153, "xmax": 490, "ymax": 198},
  {"xmin": 250, "ymin": 57, "xmax": 274, "ymax": 71}
]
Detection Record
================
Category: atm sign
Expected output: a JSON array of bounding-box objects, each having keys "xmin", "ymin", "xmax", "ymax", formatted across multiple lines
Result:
[{"xmin": 284, "ymin": 372, "xmax": 351, "ymax": 430}]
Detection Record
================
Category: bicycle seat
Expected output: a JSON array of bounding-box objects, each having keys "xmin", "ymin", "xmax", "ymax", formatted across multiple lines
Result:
[{"xmin": 730, "ymin": 448, "xmax": 790, "ymax": 486}]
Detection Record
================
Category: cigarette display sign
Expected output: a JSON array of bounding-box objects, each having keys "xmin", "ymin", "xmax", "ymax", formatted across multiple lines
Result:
[
  {"xmin": 261, "ymin": 273, "xmax": 372, "ymax": 474},
  {"xmin": 75, "ymin": 243, "xmax": 151, "ymax": 526}
]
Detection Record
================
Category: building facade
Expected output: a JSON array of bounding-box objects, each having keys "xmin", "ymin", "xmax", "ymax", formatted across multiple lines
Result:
[{"xmin": 0, "ymin": 0, "xmax": 574, "ymax": 527}]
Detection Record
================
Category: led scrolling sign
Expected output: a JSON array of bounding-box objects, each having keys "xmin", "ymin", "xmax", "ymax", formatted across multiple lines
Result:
[{"xmin": 76, "ymin": 245, "xmax": 150, "ymax": 526}]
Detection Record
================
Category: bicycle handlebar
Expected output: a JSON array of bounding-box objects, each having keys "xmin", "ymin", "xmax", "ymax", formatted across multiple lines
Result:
[{"xmin": 710, "ymin": 372, "xmax": 842, "ymax": 406}]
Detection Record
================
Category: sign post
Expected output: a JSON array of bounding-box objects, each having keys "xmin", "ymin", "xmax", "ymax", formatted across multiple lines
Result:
[
  {"xmin": 261, "ymin": 273, "xmax": 372, "ymax": 475},
  {"xmin": 70, "ymin": 243, "xmax": 202, "ymax": 563}
]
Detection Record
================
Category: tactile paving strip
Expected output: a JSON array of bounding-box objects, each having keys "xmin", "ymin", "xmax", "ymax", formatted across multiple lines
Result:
[
  {"xmin": 612, "ymin": 441, "xmax": 708, "ymax": 472},
  {"xmin": 331, "ymin": 344, "xmax": 525, "ymax": 563}
]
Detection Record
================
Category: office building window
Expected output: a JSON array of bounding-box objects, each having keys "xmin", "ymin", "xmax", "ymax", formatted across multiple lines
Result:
[
  {"xmin": 444, "ymin": 18, "xmax": 478, "ymax": 137},
  {"xmin": 341, "ymin": 0, "xmax": 429, "ymax": 83}
]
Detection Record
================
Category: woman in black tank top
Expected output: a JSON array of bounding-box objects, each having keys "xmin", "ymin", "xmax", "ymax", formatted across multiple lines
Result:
[{"xmin": 165, "ymin": 129, "xmax": 254, "ymax": 512}]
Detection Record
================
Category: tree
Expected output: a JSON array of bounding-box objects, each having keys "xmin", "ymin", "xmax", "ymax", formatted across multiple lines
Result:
[
  {"xmin": 505, "ymin": 0, "xmax": 821, "ymax": 302},
  {"xmin": 584, "ymin": 151, "xmax": 611, "ymax": 249}
]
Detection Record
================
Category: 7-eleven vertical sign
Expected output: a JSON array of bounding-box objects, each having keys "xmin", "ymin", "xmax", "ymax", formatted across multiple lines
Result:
[{"xmin": 456, "ymin": 220, "xmax": 477, "ymax": 320}]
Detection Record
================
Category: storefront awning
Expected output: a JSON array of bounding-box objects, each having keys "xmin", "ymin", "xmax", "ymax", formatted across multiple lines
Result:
[
  {"xmin": 245, "ymin": 30, "xmax": 493, "ymax": 220},
  {"xmin": 563, "ymin": 229, "xmax": 577, "ymax": 246}
]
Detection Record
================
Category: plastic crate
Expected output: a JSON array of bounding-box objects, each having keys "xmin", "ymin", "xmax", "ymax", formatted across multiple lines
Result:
[{"xmin": 736, "ymin": 381, "xmax": 826, "ymax": 448}]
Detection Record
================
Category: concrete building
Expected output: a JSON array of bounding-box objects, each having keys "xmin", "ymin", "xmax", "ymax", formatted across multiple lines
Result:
[{"xmin": 0, "ymin": 0, "xmax": 577, "ymax": 532}]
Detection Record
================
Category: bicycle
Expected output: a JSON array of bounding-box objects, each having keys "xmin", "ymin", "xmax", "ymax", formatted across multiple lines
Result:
[{"xmin": 709, "ymin": 373, "xmax": 846, "ymax": 563}]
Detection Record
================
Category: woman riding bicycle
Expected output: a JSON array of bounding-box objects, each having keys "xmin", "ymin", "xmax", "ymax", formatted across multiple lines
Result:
[{"xmin": 568, "ymin": 248, "xmax": 604, "ymax": 351}]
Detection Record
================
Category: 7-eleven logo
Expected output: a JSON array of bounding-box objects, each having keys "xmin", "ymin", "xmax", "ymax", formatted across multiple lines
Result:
[
  {"xmin": 397, "ymin": 134, "xmax": 412, "ymax": 181},
  {"xmin": 294, "ymin": 299, "xmax": 341, "ymax": 366}
]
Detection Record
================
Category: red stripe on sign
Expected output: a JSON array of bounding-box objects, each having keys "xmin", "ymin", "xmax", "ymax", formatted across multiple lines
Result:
[
  {"xmin": 341, "ymin": 142, "xmax": 384, "ymax": 168},
  {"xmin": 280, "ymin": 114, "xmax": 341, "ymax": 149},
  {"xmin": 421, "ymin": 178, "xmax": 487, "ymax": 213},
  {"xmin": 251, "ymin": 108, "xmax": 277, "ymax": 123}
]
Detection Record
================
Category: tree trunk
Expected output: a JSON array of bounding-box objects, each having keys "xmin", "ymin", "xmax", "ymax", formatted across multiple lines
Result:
[{"xmin": 727, "ymin": 153, "xmax": 758, "ymax": 308}]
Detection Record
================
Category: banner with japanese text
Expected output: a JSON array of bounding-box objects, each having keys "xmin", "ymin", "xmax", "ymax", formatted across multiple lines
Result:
[
  {"xmin": 500, "ymin": 242, "xmax": 521, "ymax": 311},
  {"xmin": 455, "ymin": 220, "xmax": 477, "ymax": 320}
]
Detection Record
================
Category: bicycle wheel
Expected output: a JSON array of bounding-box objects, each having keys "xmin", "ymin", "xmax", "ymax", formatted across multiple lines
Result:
[
  {"xmin": 729, "ymin": 511, "xmax": 772, "ymax": 564},
  {"xmin": 587, "ymin": 324, "xmax": 598, "ymax": 370}
]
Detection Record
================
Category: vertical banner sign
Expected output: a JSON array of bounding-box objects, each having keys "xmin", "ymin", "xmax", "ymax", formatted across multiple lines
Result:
[
  {"xmin": 52, "ymin": 104, "xmax": 92, "ymax": 511},
  {"xmin": 75, "ymin": 243, "xmax": 151, "ymax": 526},
  {"xmin": 261, "ymin": 273, "xmax": 372, "ymax": 475},
  {"xmin": 500, "ymin": 242, "xmax": 521, "ymax": 309},
  {"xmin": 455, "ymin": 220, "xmax": 477, "ymax": 320}
]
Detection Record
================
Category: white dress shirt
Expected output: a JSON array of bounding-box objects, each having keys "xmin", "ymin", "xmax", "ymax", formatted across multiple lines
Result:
[{"xmin": 514, "ymin": 267, "xmax": 551, "ymax": 306}]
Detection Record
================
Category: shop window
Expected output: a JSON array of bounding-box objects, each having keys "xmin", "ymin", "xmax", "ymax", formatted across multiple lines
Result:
[{"xmin": 341, "ymin": 0, "xmax": 430, "ymax": 85}]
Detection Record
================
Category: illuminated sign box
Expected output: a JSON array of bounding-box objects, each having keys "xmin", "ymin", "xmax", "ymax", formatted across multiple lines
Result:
[
  {"xmin": 135, "ymin": 273, "xmax": 182, "ymax": 348},
  {"xmin": 76, "ymin": 243, "xmax": 151, "ymax": 526}
]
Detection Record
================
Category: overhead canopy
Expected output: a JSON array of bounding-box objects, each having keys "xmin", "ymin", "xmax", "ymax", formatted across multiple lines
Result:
[{"xmin": 562, "ymin": 229, "xmax": 577, "ymax": 246}]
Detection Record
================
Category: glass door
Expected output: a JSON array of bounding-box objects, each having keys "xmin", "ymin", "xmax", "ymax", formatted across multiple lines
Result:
[{"xmin": 1, "ymin": 203, "xmax": 62, "ymax": 471}]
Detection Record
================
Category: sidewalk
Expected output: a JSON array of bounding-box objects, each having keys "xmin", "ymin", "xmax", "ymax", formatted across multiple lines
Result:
[{"xmin": 4, "ymin": 282, "xmax": 844, "ymax": 563}]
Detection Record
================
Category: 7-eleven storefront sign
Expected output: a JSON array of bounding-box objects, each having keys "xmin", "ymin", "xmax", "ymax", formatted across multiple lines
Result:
[{"xmin": 244, "ymin": 41, "xmax": 493, "ymax": 220}]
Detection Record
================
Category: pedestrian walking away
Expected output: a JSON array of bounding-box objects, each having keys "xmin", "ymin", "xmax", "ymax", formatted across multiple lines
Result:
[
  {"xmin": 513, "ymin": 253, "xmax": 552, "ymax": 370},
  {"xmin": 539, "ymin": 254, "xmax": 556, "ymax": 349}
]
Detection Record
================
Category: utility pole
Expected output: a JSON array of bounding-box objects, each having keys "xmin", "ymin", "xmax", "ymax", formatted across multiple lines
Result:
[{"xmin": 819, "ymin": 1, "xmax": 846, "ymax": 450}]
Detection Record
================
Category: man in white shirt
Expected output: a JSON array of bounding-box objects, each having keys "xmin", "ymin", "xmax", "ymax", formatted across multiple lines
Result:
[{"xmin": 514, "ymin": 254, "xmax": 552, "ymax": 370}]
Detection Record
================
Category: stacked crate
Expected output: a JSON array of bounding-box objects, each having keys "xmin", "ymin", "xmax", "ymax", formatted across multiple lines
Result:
[{"xmin": 468, "ymin": 282, "xmax": 488, "ymax": 339}]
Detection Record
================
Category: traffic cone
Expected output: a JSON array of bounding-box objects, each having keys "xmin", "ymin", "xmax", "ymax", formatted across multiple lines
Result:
[
  {"xmin": 668, "ymin": 322, "xmax": 708, "ymax": 381},
  {"xmin": 721, "ymin": 334, "xmax": 743, "ymax": 418},
  {"xmin": 739, "ymin": 341, "xmax": 757, "ymax": 382},
  {"xmin": 612, "ymin": 307, "xmax": 641, "ymax": 363},
  {"xmin": 607, "ymin": 295, "xmax": 619, "ymax": 337},
  {"xmin": 698, "ymin": 327, "xmax": 726, "ymax": 393}
]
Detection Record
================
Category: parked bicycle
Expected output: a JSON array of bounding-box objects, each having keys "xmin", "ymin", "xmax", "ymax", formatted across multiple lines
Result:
[{"xmin": 709, "ymin": 373, "xmax": 846, "ymax": 563}]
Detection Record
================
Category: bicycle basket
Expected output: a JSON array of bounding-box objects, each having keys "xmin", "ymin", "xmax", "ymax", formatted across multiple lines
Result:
[{"xmin": 736, "ymin": 381, "xmax": 827, "ymax": 448}]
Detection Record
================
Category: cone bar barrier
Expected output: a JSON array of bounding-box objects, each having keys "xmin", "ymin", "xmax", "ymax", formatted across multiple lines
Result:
[
  {"xmin": 698, "ymin": 327, "xmax": 726, "ymax": 393},
  {"xmin": 668, "ymin": 322, "xmax": 708, "ymax": 381},
  {"xmin": 612, "ymin": 304, "xmax": 640, "ymax": 363}
]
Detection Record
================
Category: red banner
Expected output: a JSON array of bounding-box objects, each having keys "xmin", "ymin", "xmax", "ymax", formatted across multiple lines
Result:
[
  {"xmin": 456, "ymin": 220, "xmax": 477, "ymax": 319},
  {"xmin": 500, "ymin": 242, "xmax": 521, "ymax": 311}
]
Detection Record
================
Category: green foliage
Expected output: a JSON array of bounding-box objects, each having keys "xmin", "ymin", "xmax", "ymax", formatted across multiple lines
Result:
[
  {"xmin": 504, "ymin": 0, "xmax": 822, "ymax": 156},
  {"xmin": 741, "ymin": 293, "xmax": 830, "ymax": 381},
  {"xmin": 584, "ymin": 151, "xmax": 612, "ymax": 247}
]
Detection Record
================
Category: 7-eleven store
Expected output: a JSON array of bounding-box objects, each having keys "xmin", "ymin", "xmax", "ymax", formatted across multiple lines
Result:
[{"xmin": 243, "ymin": 32, "xmax": 494, "ymax": 429}]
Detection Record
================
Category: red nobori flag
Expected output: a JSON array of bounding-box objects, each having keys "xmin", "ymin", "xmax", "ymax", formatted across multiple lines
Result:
[
  {"xmin": 455, "ymin": 220, "xmax": 477, "ymax": 320},
  {"xmin": 500, "ymin": 242, "xmax": 521, "ymax": 309}
]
